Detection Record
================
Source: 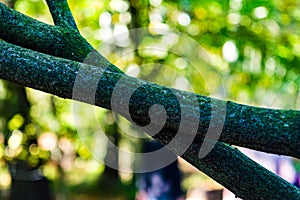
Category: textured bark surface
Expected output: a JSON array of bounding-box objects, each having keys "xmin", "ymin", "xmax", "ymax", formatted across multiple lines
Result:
[
  {"xmin": 1, "ymin": 1, "xmax": 300, "ymax": 199},
  {"xmin": 0, "ymin": 41, "xmax": 299, "ymax": 199},
  {"xmin": 45, "ymin": 0, "xmax": 78, "ymax": 31},
  {"xmin": 0, "ymin": 3, "xmax": 121, "ymax": 74},
  {"xmin": 1, "ymin": 40, "xmax": 299, "ymax": 158}
]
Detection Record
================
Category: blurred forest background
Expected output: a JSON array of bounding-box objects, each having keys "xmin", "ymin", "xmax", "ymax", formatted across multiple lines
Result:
[{"xmin": 0, "ymin": 0, "xmax": 300, "ymax": 199}]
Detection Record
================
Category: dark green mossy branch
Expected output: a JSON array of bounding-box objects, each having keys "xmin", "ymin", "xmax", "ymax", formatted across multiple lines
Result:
[
  {"xmin": 0, "ymin": 3, "xmax": 122, "ymax": 74},
  {"xmin": 0, "ymin": 2, "xmax": 299, "ymax": 157},
  {"xmin": 1, "ymin": 39, "xmax": 299, "ymax": 159},
  {"xmin": 2, "ymin": 0, "xmax": 295, "ymax": 160},
  {"xmin": 222, "ymin": 102, "xmax": 300, "ymax": 158},
  {"xmin": 45, "ymin": 0, "xmax": 78, "ymax": 31},
  {"xmin": 183, "ymin": 140, "xmax": 300, "ymax": 200},
  {"xmin": 1, "ymin": 2, "xmax": 299, "ymax": 158},
  {"xmin": 0, "ymin": 41, "xmax": 299, "ymax": 199},
  {"xmin": 0, "ymin": 3, "xmax": 88, "ymax": 62}
]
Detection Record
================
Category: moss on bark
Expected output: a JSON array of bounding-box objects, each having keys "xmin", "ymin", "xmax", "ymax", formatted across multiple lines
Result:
[{"xmin": 0, "ymin": 41, "xmax": 299, "ymax": 199}]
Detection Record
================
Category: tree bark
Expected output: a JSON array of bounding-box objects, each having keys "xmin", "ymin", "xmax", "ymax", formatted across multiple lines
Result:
[
  {"xmin": 0, "ymin": 40, "xmax": 299, "ymax": 158},
  {"xmin": 0, "ymin": 3, "xmax": 121, "ymax": 74},
  {"xmin": 1, "ymin": 3, "xmax": 299, "ymax": 159},
  {"xmin": 0, "ymin": 41, "xmax": 299, "ymax": 199}
]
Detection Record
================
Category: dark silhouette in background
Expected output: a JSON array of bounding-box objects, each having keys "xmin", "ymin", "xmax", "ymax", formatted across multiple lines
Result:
[{"xmin": 136, "ymin": 141, "xmax": 184, "ymax": 200}]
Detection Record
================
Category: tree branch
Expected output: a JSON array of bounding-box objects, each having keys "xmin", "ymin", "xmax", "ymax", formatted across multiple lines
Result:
[
  {"xmin": 183, "ymin": 140, "xmax": 300, "ymax": 200},
  {"xmin": 0, "ymin": 3, "xmax": 121, "ymax": 74},
  {"xmin": 1, "ymin": 2, "xmax": 300, "ymax": 198},
  {"xmin": 45, "ymin": 0, "xmax": 78, "ymax": 31},
  {"xmin": 1, "ymin": 7, "xmax": 299, "ymax": 156},
  {"xmin": 1, "ymin": 3, "xmax": 300, "ymax": 159},
  {"xmin": 0, "ymin": 41, "xmax": 299, "ymax": 199},
  {"xmin": 0, "ymin": 3, "xmax": 86, "ymax": 61}
]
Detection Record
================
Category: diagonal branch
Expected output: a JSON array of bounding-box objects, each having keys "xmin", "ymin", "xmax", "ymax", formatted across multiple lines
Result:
[
  {"xmin": 183, "ymin": 140, "xmax": 300, "ymax": 200},
  {"xmin": 45, "ymin": 0, "xmax": 78, "ymax": 31},
  {"xmin": 0, "ymin": 3, "xmax": 121, "ymax": 74},
  {"xmin": 0, "ymin": 3, "xmax": 89, "ymax": 63},
  {"xmin": 0, "ymin": 40, "xmax": 299, "ymax": 199},
  {"xmin": 1, "ymin": 2, "xmax": 300, "ymax": 158}
]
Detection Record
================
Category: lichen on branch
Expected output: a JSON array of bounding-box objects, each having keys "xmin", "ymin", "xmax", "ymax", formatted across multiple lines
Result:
[
  {"xmin": 0, "ymin": 41, "xmax": 299, "ymax": 199},
  {"xmin": 45, "ymin": 0, "xmax": 78, "ymax": 31}
]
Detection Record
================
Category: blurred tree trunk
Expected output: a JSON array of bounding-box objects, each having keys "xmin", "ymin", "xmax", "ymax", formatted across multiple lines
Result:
[
  {"xmin": 3, "ymin": 83, "xmax": 54, "ymax": 200},
  {"xmin": 206, "ymin": 189, "xmax": 223, "ymax": 200},
  {"xmin": 2, "ymin": 2, "xmax": 54, "ymax": 200},
  {"xmin": 102, "ymin": 111, "xmax": 119, "ymax": 179},
  {"xmin": 8, "ymin": 161, "xmax": 53, "ymax": 200}
]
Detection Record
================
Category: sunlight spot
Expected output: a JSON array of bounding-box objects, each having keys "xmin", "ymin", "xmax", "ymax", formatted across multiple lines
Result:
[
  {"xmin": 126, "ymin": 64, "xmax": 140, "ymax": 77},
  {"xmin": 175, "ymin": 57, "xmax": 188, "ymax": 69},
  {"xmin": 149, "ymin": 22, "xmax": 169, "ymax": 35},
  {"xmin": 114, "ymin": 24, "xmax": 130, "ymax": 47},
  {"xmin": 114, "ymin": 24, "xmax": 129, "ymax": 38},
  {"xmin": 286, "ymin": 82, "xmax": 297, "ymax": 94},
  {"xmin": 293, "ymin": 43, "xmax": 300, "ymax": 57},
  {"xmin": 0, "ymin": 81, "xmax": 7, "ymax": 100},
  {"xmin": 177, "ymin": 12, "xmax": 191, "ymax": 26},
  {"xmin": 99, "ymin": 12, "xmax": 112, "ymax": 27},
  {"xmin": 150, "ymin": 0, "xmax": 162, "ymax": 7},
  {"xmin": 175, "ymin": 77, "xmax": 190, "ymax": 91},
  {"xmin": 187, "ymin": 24, "xmax": 200, "ymax": 35},
  {"xmin": 83, "ymin": 7, "xmax": 96, "ymax": 18},
  {"xmin": 29, "ymin": 144, "xmax": 40, "ymax": 156},
  {"xmin": 38, "ymin": 132, "xmax": 57, "ymax": 151},
  {"xmin": 244, "ymin": 46, "xmax": 261, "ymax": 73},
  {"xmin": 58, "ymin": 137, "xmax": 73, "ymax": 154},
  {"xmin": 251, "ymin": 23, "xmax": 263, "ymax": 34},
  {"xmin": 230, "ymin": 0, "xmax": 243, "ymax": 10},
  {"xmin": 150, "ymin": 12, "xmax": 163, "ymax": 22},
  {"xmin": 253, "ymin": 6, "xmax": 268, "ymax": 19},
  {"xmin": 227, "ymin": 13, "xmax": 241, "ymax": 25},
  {"xmin": 275, "ymin": 64, "xmax": 286, "ymax": 77},
  {"xmin": 162, "ymin": 32, "xmax": 179, "ymax": 45},
  {"xmin": 0, "ymin": 132, "xmax": 4, "ymax": 145},
  {"xmin": 8, "ymin": 114, "xmax": 24, "ymax": 131},
  {"xmin": 266, "ymin": 20, "xmax": 280, "ymax": 37},
  {"xmin": 99, "ymin": 27, "xmax": 113, "ymax": 41},
  {"xmin": 119, "ymin": 12, "xmax": 131, "ymax": 24},
  {"xmin": 8, "ymin": 130, "xmax": 22, "ymax": 149},
  {"xmin": 265, "ymin": 57, "xmax": 276, "ymax": 76},
  {"xmin": 110, "ymin": 0, "xmax": 129, "ymax": 13},
  {"xmin": 0, "ymin": 173, "xmax": 11, "ymax": 188},
  {"xmin": 222, "ymin": 41, "xmax": 238, "ymax": 62}
]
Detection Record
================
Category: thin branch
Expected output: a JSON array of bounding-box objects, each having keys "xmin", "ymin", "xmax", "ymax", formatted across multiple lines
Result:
[
  {"xmin": 45, "ymin": 0, "xmax": 78, "ymax": 31},
  {"xmin": 0, "ymin": 41, "xmax": 299, "ymax": 199}
]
